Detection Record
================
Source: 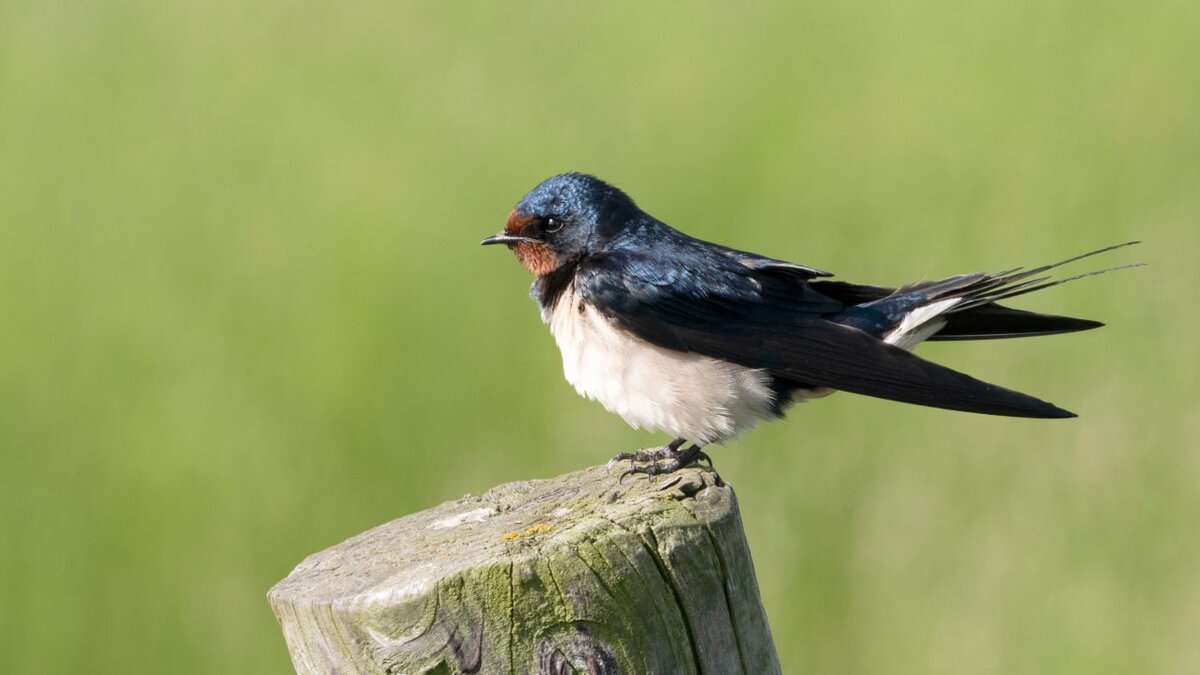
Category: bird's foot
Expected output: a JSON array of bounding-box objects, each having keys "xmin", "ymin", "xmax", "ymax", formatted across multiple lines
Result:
[
  {"xmin": 615, "ymin": 443, "xmax": 720, "ymax": 484},
  {"xmin": 607, "ymin": 447, "xmax": 673, "ymax": 467},
  {"xmin": 607, "ymin": 438, "xmax": 687, "ymax": 470}
]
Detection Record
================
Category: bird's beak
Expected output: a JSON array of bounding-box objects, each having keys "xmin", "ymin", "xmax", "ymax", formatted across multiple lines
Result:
[{"xmin": 480, "ymin": 232, "xmax": 538, "ymax": 246}]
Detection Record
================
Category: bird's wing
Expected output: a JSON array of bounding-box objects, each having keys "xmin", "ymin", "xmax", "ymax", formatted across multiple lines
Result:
[{"xmin": 576, "ymin": 250, "xmax": 1074, "ymax": 418}]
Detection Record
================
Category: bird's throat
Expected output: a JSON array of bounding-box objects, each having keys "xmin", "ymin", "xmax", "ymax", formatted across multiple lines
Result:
[{"xmin": 510, "ymin": 241, "xmax": 559, "ymax": 276}]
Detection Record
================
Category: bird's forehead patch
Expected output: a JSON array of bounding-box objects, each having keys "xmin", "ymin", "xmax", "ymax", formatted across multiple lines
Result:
[{"xmin": 506, "ymin": 210, "xmax": 537, "ymax": 235}]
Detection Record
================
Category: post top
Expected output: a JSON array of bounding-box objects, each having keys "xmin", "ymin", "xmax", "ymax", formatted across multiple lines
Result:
[{"xmin": 269, "ymin": 464, "xmax": 731, "ymax": 608}]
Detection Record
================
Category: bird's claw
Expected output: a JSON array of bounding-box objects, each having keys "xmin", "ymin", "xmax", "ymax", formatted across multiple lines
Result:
[{"xmin": 612, "ymin": 444, "xmax": 715, "ymax": 483}]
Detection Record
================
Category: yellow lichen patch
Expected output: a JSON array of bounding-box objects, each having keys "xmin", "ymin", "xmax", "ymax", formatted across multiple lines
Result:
[
  {"xmin": 523, "ymin": 523, "xmax": 553, "ymax": 536},
  {"xmin": 500, "ymin": 532, "xmax": 521, "ymax": 541}
]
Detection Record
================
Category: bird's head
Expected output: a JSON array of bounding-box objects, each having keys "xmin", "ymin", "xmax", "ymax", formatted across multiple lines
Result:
[{"xmin": 481, "ymin": 173, "xmax": 638, "ymax": 276}]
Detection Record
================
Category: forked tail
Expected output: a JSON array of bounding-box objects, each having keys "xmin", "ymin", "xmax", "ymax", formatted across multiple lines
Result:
[{"xmin": 819, "ymin": 241, "xmax": 1144, "ymax": 341}]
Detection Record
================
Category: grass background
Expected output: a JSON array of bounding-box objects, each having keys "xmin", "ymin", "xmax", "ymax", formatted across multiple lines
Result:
[{"xmin": 1, "ymin": 1, "xmax": 1196, "ymax": 673}]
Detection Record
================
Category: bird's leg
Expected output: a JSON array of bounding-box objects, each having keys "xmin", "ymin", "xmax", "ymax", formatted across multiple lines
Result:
[
  {"xmin": 619, "ymin": 443, "xmax": 717, "ymax": 481},
  {"xmin": 608, "ymin": 437, "xmax": 686, "ymax": 467}
]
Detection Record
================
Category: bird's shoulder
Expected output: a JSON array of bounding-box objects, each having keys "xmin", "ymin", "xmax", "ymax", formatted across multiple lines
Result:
[
  {"xmin": 573, "ymin": 233, "xmax": 844, "ymax": 326},
  {"xmin": 575, "ymin": 240, "xmax": 762, "ymax": 310}
]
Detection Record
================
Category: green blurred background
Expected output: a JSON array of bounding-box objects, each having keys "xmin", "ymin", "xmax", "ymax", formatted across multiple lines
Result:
[{"xmin": 1, "ymin": 1, "xmax": 1196, "ymax": 673}]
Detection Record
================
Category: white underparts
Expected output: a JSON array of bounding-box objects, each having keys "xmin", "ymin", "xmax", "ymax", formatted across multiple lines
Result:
[
  {"xmin": 544, "ymin": 285, "xmax": 777, "ymax": 444},
  {"xmin": 883, "ymin": 298, "xmax": 960, "ymax": 351},
  {"xmin": 543, "ymin": 287, "xmax": 960, "ymax": 442}
]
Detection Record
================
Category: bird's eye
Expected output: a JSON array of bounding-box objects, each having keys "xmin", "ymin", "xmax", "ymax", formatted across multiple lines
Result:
[{"xmin": 543, "ymin": 217, "xmax": 563, "ymax": 233}]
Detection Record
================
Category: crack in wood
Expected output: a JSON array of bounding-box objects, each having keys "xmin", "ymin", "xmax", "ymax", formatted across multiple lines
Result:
[{"xmin": 444, "ymin": 619, "xmax": 483, "ymax": 674}]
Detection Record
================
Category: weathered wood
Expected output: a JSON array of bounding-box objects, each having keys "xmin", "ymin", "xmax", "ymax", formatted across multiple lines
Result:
[{"xmin": 269, "ymin": 463, "xmax": 780, "ymax": 675}]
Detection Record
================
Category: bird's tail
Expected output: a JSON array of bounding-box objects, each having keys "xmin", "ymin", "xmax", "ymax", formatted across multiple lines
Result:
[
  {"xmin": 910, "ymin": 241, "xmax": 1141, "ymax": 309},
  {"xmin": 807, "ymin": 242, "xmax": 1141, "ymax": 418},
  {"xmin": 914, "ymin": 241, "xmax": 1143, "ymax": 340},
  {"xmin": 820, "ymin": 242, "xmax": 1143, "ymax": 342}
]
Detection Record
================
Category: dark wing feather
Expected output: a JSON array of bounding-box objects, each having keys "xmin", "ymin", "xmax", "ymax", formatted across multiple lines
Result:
[
  {"xmin": 577, "ymin": 250, "xmax": 1074, "ymax": 418},
  {"xmin": 929, "ymin": 305, "xmax": 1103, "ymax": 340},
  {"xmin": 712, "ymin": 244, "xmax": 834, "ymax": 279}
]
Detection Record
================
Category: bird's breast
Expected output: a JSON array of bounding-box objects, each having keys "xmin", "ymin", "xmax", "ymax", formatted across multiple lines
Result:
[{"xmin": 541, "ymin": 284, "xmax": 777, "ymax": 443}]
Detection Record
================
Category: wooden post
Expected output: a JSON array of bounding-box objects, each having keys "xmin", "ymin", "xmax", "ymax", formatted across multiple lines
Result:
[{"xmin": 268, "ymin": 463, "xmax": 781, "ymax": 675}]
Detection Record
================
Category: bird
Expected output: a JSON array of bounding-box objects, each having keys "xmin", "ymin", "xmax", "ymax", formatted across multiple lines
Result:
[{"xmin": 481, "ymin": 172, "xmax": 1139, "ymax": 477}]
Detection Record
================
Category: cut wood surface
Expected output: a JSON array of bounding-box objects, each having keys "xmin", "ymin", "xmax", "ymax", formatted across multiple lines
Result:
[{"xmin": 268, "ymin": 463, "xmax": 780, "ymax": 674}]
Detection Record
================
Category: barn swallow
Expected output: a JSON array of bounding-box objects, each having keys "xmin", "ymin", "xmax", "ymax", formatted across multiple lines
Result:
[{"xmin": 482, "ymin": 173, "xmax": 1139, "ymax": 476}]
